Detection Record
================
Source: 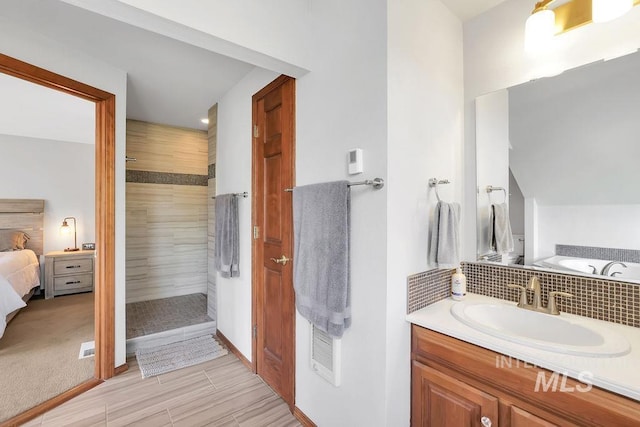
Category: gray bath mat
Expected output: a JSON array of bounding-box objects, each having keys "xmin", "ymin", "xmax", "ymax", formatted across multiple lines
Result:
[{"xmin": 135, "ymin": 335, "xmax": 228, "ymax": 378}]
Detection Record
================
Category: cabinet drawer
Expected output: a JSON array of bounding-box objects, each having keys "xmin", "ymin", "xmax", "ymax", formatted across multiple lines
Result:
[
  {"xmin": 54, "ymin": 257, "xmax": 93, "ymax": 275},
  {"xmin": 54, "ymin": 273, "xmax": 93, "ymax": 291}
]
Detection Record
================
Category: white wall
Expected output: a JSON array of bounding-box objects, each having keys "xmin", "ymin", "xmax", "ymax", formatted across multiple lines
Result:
[
  {"xmin": 293, "ymin": 1, "xmax": 389, "ymax": 425},
  {"xmin": 0, "ymin": 135, "xmax": 95, "ymax": 254},
  {"xmin": 387, "ymin": 0, "xmax": 463, "ymax": 426},
  {"xmin": 74, "ymin": 0, "xmax": 460, "ymax": 425},
  {"xmin": 475, "ymin": 90, "xmax": 509, "ymax": 257},
  {"xmin": 215, "ymin": 67, "xmax": 280, "ymax": 360},
  {"xmin": 0, "ymin": 18, "xmax": 128, "ymax": 367},
  {"xmin": 537, "ymin": 205, "xmax": 640, "ymax": 259},
  {"xmin": 463, "ymin": 0, "xmax": 640, "ymax": 262}
]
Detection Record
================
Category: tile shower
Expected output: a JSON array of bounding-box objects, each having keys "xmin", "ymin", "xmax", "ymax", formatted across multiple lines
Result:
[{"xmin": 126, "ymin": 294, "xmax": 212, "ymax": 339}]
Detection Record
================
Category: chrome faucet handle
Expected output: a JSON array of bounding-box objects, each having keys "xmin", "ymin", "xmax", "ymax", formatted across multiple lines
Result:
[
  {"xmin": 587, "ymin": 265, "xmax": 598, "ymax": 274},
  {"xmin": 507, "ymin": 284, "xmax": 528, "ymax": 307},
  {"xmin": 548, "ymin": 291, "xmax": 574, "ymax": 315}
]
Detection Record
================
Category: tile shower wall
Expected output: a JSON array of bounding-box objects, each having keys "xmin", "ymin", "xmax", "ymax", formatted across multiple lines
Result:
[
  {"xmin": 408, "ymin": 263, "xmax": 639, "ymax": 328},
  {"xmin": 556, "ymin": 244, "xmax": 640, "ymax": 263},
  {"xmin": 125, "ymin": 120, "xmax": 209, "ymax": 303}
]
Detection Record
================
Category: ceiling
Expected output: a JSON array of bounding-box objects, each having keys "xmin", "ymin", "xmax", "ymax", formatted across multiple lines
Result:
[
  {"xmin": 441, "ymin": 0, "xmax": 509, "ymax": 22},
  {"xmin": 0, "ymin": 0, "xmax": 255, "ymax": 136},
  {"xmin": 0, "ymin": 0, "xmax": 510, "ymax": 144}
]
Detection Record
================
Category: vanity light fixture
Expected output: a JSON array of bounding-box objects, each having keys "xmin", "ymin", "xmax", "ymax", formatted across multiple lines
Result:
[
  {"xmin": 525, "ymin": 0, "xmax": 556, "ymax": 52},
  {"xmin": 201, "ymin": 118, "xmax": 209, "ymax": 124},
  {"xmin": 60, "ymin": 216, "xmax": 79, "ymax": 252},
  {"xmin": 593, "ymin": 0, "xmax": 634, "ymax": 22},
  {"xmin": 525, "ymin": 0, "xmax": 640, "ymax": 53}
]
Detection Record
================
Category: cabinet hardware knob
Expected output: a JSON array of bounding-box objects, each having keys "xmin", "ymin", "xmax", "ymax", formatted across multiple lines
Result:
[
  {"xmin": 66, "ymin": 280, "xmax": 82, "ymax": 285},
  {"xmin": 481, "ymin": 416, "xmax": 492, "ymax": 427},
  {"xmin": 66, "ymin": 265, "xmax": 82, "ymax": 269}
]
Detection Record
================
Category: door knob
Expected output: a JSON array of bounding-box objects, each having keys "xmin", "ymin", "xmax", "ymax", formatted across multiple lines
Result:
[{"xmin": 270, "ymin": 255, "xmax": 291, "ymax": 266}]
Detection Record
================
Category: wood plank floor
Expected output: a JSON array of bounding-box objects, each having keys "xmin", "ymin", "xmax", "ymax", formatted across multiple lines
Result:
[{"xmin": 23, "ymin": 353, "xmax": 301, "ymax": 426}]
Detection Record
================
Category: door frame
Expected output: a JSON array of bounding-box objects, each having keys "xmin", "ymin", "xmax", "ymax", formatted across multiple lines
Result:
[
  {"xmin": 251, "ymin": 75, "xmax": 296, "ymax": 408},
  {"xmin": 0, "ymin": 53, "xmax": 116, "ymax": 425}
]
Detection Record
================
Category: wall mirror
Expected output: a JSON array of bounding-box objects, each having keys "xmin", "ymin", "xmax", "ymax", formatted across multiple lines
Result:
[{"xmin": 475, "ymin": 49, "xmax": 640, "ymax": 284}]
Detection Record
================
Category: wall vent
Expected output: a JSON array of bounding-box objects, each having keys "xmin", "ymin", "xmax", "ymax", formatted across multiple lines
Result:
[
  {"xmin": 78, "ymin": 341, "xmax": 95, "ymax": 359},
  {"xmin": 310, "ymin": 324, "xmax": 341, "ymax": 386}
]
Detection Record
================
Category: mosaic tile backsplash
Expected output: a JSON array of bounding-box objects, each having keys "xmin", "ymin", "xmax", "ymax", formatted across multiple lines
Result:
[
  {"xmin": 556, "ymin": 244, "xmax": 640, "ymax": 263},
  {"xmin": 407, "ymin": 268, "xmax": 454, "ymax": 314},
  {"xmin": 407, "ymin": 263, "xmax": 639, "ymax": 328}
]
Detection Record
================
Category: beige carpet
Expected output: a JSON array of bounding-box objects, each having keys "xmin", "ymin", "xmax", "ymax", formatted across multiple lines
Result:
[{"xmin": 0, "ymin": 292, "xmax": 95, "ymax": 422}]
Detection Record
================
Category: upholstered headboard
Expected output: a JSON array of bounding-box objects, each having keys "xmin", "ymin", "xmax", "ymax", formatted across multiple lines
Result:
[{"xmin": 0, "ymin": 199, "xmax": 44, "ymax": 255}]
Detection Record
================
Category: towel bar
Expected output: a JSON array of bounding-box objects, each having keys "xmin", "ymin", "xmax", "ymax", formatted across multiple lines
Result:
[
  {"xmin": 284, "ymin": 177, "xmax": 384, "ymax": 192},
  {"xmin": 212, "ymin": 192, "xmax": 248, "ymax": 199}
]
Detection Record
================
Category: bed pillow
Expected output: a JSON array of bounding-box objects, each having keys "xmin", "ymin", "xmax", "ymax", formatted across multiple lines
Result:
[{"xmin": 0, "ymin": 230, "xmax": 30, "ymax": 252}]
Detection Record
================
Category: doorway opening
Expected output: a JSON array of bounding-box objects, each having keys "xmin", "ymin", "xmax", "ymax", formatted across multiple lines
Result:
[{"xmin": 0, "ymin": 53, "xmax": 115, "ymax": 425}]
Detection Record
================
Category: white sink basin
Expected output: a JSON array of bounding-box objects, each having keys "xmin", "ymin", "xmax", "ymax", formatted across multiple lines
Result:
[{"xmin": 450, "ymin": 302, "xmax": 631, "ymax": 357}]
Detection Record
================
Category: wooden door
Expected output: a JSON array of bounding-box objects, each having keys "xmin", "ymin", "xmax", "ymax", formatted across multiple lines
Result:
[
  {"xmin": 252, "ymin": 75, "xmax": 295, "ymax": 409},
  {"xmin": 412, "ymin": 361, "xmax": 499, "ymax": 427}
]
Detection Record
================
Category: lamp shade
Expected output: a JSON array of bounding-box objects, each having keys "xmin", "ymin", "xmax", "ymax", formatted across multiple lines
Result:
[
  {"xmin": 592, "ymin": 0, "xmax": 633, "ymax": 23},
  {"xmin": 60, "ymin": 220, "xmax": 71, "ymax": 234},
  {"xmin": 525, "ymin": 8, "xmax": 556, "ymax": 53}
]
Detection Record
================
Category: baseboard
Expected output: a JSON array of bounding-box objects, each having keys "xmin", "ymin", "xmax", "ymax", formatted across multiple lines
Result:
[
  {"xmin": 114, "ymin": 363, "xmax": 129, "ymax": 376},
  {"xmin": 294, "ymin": 406, "xmax": 316, "ymax": 427},
  {"xmin": 0, "ymin": 378, "xmax": 102, "ymax": 427},
  {"xmin": 216, "ymin": 330, "xmax": 252, "ymax": 371}
]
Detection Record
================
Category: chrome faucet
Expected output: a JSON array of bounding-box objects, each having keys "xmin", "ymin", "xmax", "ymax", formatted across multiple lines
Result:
[
  {"xmin": 600, "ymin": 261, "xmax": 627, "ymax": 276},
  {"xmin": 507, "ymin": 276, "xmax": 573, "ymax": 315}
]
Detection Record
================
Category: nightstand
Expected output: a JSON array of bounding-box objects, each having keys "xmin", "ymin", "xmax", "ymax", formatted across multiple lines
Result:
[{"xmin": 44, "ymin": 250, "xmax": 95, "ymax": 299}]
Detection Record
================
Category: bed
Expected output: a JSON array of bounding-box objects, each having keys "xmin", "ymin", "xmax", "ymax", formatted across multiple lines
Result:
[{"xmin": 0, "ymin": 199, "xmax": 44, "ymax": 338}]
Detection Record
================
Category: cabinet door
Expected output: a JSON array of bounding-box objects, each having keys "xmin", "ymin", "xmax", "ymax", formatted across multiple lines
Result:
[
  {"xmin": 412, "ymin": 361, "xmax": 498, "ymax": 427},
  {"xmin": 510, "ymin": 406, "xmax": 558, "ymax": 427}
]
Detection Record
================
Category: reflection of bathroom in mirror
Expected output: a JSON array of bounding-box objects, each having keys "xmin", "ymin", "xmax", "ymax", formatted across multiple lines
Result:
[{"xmin": 475, "ymin": 49, "xmax": 640, "ymax": 282}]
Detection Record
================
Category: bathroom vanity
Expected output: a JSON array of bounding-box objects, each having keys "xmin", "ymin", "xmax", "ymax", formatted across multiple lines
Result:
[{"xmin": 408, "ymin": 294, "xmax": 640, "ymax": 426}]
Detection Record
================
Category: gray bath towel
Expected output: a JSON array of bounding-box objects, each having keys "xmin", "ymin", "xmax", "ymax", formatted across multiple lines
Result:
[
  {"xmin": 214, "ymin": 194, "xmax": 240, "ymax": 278},
  {"xmin": 293, "ymin": 181, "xmax": 351, "ymax": 339},
  {"xmin": 428, "ymin": 201, "xmax": 460, "ymax": 268},
  {"xmin": 490, "ymin": 203, "xmax": 514, "ymax": 254}
]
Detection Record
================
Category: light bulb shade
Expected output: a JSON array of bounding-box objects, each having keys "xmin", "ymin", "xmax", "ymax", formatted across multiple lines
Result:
[
  {"xmin": 525, "ymin": 9, "xmax": 556, "ymax": 53},
  {"xmin": 60, "ymin": 220, "xmax": 71, "ymax": 234},
  {"xmin": 592, "ymin": 0, "xmax": 633, "ymax": 23}
]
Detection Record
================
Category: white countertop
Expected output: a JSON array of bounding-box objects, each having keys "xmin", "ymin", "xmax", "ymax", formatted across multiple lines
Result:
[{"xmin": 406, "ymin": 293, "xmax": 640, "ymax": 402}]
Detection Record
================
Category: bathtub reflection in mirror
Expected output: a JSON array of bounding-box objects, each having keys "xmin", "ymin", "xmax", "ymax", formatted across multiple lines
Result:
[{"xmin": 475, "ymin": 49, "xmax": 640, "ymax": 283}]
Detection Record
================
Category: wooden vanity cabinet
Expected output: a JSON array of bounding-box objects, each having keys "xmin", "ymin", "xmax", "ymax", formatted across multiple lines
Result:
[
  {"xmin": 412, "ymin": 360, "xmax": 499, "ymax": 426},
  {"xmin": 411, "ymin": 325, "xmax": 640, "ymax": 427}
]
